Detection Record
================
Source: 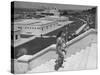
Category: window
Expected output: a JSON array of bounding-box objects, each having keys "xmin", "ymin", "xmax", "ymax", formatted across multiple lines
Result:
[
  {"xmin": 37, "ymin": 27, "xmax": 40, "ymax": 29},
  {"xmin": 42, "ymin": 27, "xmax": 43, "ymax": 31},
  {"xmin": 15, "ymin": 35, "xmax": 18, "ymax": 40},
  {"xmin": 18, "ymin": 27, "xmax": 22, "ymax": 29}
]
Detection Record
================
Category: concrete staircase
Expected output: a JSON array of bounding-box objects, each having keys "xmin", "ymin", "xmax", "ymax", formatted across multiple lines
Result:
[
  {"xmin": 13, "ymin": 29, "xmax": 97, "ymax": 74},
  {"xmin": 27, "ymin": 43, "xmax": 97, "ymax": 73}
]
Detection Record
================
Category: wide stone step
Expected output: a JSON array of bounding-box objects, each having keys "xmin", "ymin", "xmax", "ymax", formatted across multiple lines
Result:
[{"xmin": 27, "ymin": 43, "xmax": 97, "ymax": 73}]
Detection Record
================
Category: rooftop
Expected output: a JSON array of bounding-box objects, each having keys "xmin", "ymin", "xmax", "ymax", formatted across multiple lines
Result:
[
  {"xmin": 14, "ymin": 15, "xmax": 68, "ymax": 26},
  {"xmin": 14, "ymin": 18, "xmax": 54, "ymax": 26}
]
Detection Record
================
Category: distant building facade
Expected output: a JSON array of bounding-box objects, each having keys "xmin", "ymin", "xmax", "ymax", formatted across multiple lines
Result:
[
  {"xmin": 41, "ymin": 8, "xmax": 60, "ymax": 16},
  {"xmin": 14, "ymin": 16, "xmax": 69, "ymax": 35}
]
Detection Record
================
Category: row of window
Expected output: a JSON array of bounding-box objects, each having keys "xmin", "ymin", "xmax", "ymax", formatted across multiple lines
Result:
[
  {"xmin": 18, "ymin": 26, "xmax": 40, "ymax": 29},
  {"xmin": 17, "ymin": 23, "xmax": 58, "ymax": 30},
  {"xmin": 25, "ymin": 27, "xmax": 41, "ymax": 29}
]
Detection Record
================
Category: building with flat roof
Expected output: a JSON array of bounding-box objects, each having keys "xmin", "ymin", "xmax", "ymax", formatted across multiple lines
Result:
[{"xmin": 14, "ymin": 15, "xmax": 69, "ymax": 35}]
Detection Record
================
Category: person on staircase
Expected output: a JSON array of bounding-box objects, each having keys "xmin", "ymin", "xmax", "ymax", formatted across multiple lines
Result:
[{"xmin": 55, "ymin": 30, "xmax": 67, "ymax": 70}]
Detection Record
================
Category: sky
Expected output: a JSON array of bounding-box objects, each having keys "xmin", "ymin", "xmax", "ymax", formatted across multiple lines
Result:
[{"xmin": 13, "ymin": 1, "xmax": 96, "ymax": 10}]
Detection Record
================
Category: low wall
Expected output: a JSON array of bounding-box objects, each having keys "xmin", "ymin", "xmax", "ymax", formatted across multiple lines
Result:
[{"xmin": 13, "ymin": 29, "xmax": 97, "ymax": 74}]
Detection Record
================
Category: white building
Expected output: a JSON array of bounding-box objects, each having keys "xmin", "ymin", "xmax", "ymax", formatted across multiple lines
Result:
[
  {"xmin": 36, "ymin": 7, "xmax": 60, "ymax": 16},
  {"xmin": 14, "ymin": 16, "xmax": 69, "ymax": 35}
]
